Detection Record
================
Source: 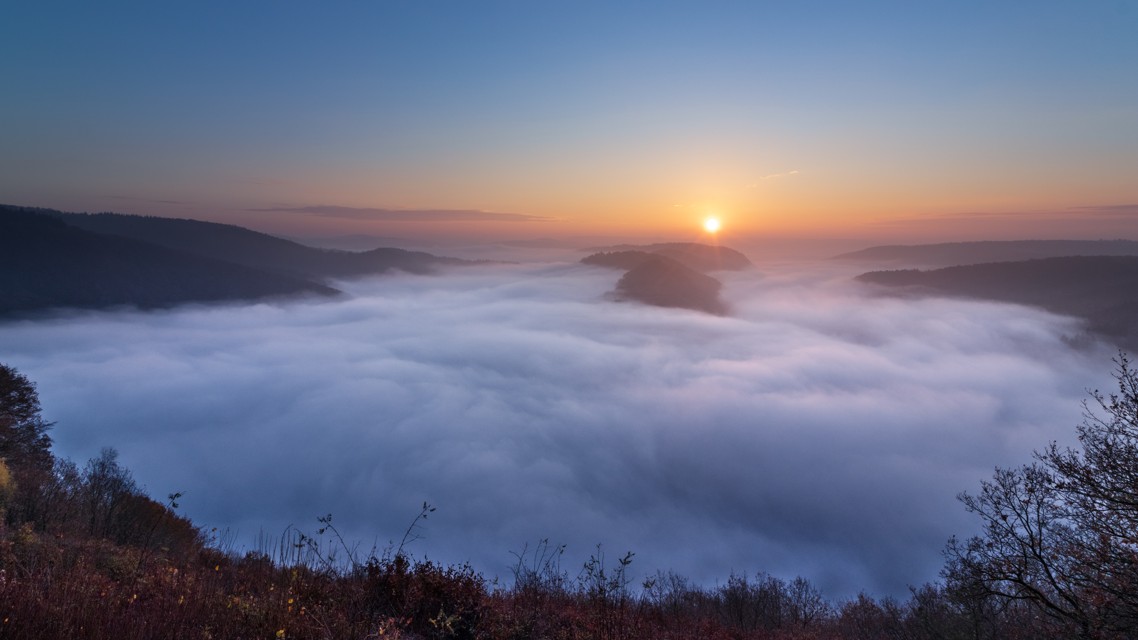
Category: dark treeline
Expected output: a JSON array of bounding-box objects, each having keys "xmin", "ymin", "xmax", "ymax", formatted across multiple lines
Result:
[{"xmin": 3, "ymin": 357, "xmax": 1137, "ymax": 639}]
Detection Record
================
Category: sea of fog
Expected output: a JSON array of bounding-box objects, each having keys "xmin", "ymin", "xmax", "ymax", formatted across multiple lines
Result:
[{"xmin": 0, "ymin": 258, "xmax": 1118, "ymax": 598}]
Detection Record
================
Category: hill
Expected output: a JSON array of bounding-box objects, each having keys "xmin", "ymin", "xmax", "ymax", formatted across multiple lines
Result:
[
  {"xmin": 581, "ymin": 243, "xmax": 747, "ymax": 314},
  {"xmin": 856, "ymin": 256, "xmax": 1138, "ymax": 350},
  {"xmin": 0, "ymin": 206, "xmax": 337, "ymax": 315},
  {"xmin": 613, "ymin": 255, "xmax": 727, "ymax": 315},
  {"xmin": 583, "ymin": 242, "xmax": 753, "ymax": 272},
  {"xmin": 580, "ymin": 250, "xmax": 658, "ymax": 271},
  {"xmin": 834, "ymin": 240, "xmax": 1138, "ymax": 268},
  {"xmin": 48, "ymin": 208, "xmax": 471, "ymax": 279}
]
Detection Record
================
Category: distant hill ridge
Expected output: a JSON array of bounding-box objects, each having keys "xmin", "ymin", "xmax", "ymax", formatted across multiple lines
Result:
[
  {"xmin": 0, "ymin": 205, "xmax": 337, "ymax": 315},
  {"xmin": 857, "ymin": 255, "xmax": 1138, "ymax": 350},
  {"xmin": 834, "ymin": 240, "xmax": 1138, "ymax": 267},
  {"xmin": 0, "ymin": 204, "xmax": 475, "ymax": 316},
  {"xmin": 52, "ymin": 210, "xmax": 470, "ymax": 280}
]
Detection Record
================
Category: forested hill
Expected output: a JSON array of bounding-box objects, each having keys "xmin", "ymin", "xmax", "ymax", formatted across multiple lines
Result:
[
  {"xmin": 613, "ymin": 255, "xmax": 727, "ymax": 315},
  {"xmin": 47, "ymin": 208, "xmax": 471, "ymax": 279},
  {"xmin": 857, "ymin": 256, "xmax": 1138, "ymax": 350},
  {"xmin": 581, "ymin": 243, "xmax": 747, "ymax": 314},
  {"xmin": 834, "ymin": 240, "xmax": 1138, "ymax": 267},
  {"xmin": 0, "ymin": 206, "xmax": 338, "ymax": 315},
  {"xmin": 582, "ymin": 242, "xmax": 753, "ymax": 272}
]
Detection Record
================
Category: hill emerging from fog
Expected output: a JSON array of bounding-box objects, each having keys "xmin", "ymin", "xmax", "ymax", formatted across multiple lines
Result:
[
  {"xmin": 857, "ymin": 256, "xmax": 1138, "ymax": 350},
  {"xmin": 49, "ymin": 209, "xmax": 472, "ymax": 279},
  {"xmin": 612, "ymin": 255, "xmax": 727, "ymax": 315},
  {"xmin": 834, "ymin": 240, "xmax": 1138, "ymax": 268},
  {"xmin": 583, "ymin": 242, "xmax": 753, "ymax": 272},
  {"xmin": 0, "ymin": 204, "xmax": 478, "ymax": 316},
  {"xmin": 0, "ymin": 206, "xmax": 338, "ymax": 315},
  {"xmin": 582, "ymin": 243, "xmax": 749, "ymax": 314}
]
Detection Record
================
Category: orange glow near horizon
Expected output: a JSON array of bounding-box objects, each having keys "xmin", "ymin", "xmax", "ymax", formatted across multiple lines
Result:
[{"xmin": 93, "ymin": 183, "xmax": 1138, "ymax": 247}]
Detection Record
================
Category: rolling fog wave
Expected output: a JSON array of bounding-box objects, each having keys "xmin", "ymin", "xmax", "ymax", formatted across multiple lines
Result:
[{"xmin": 0, "ymin": 261, "xmax": 1115, "ymax": 597}]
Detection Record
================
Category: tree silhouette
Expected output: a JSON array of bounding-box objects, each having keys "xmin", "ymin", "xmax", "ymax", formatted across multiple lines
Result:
[
  {"xmin": 0, "ymin": 362, "xmax": 53, "ymax": 471},
  {"xmin": 945, "ymin": 354, "xmax": 1138, "ymax": 638}
]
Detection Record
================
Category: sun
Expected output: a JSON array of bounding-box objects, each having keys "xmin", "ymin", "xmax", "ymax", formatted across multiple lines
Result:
[{"xmin": 703, "ymin": 217, "xmax": 721, "ymax": 233}]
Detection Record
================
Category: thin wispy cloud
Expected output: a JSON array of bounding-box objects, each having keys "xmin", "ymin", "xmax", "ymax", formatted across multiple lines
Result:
[
  {"xmin": 759, "ymin": 170, "xmax": 800, "ymax": 180},
  {"xmin": 102, "ymin": 195, "xmax": 190, "ymax": 206},
  {"xmin": 868, "ymin": 204, "xmax": 1138, "ymax": 237},
  {"xmin": 1067, "ymin": 204, "xmax": 1138, "ymax": 217},
  {"xmin": 906, "ymin": 204, "xmax": 1138, "ymax": 221},
  {"xmin": 247, "ymin": 205, "xmax": 555, "ymax": 223},
  {"xmin": 747, "ymin": 170, "xmax": 800, "ymax": 188}
]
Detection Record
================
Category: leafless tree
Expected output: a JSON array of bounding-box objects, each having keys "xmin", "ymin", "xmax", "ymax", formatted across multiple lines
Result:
[{"xmin": 946, "ymin": 354, "xmax": 1138, "ymax": 638}]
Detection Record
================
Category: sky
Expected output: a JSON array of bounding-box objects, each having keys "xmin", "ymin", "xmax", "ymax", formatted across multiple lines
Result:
[
  {"xmin": 0, "ymin": 261, "xmax": 1120, "ymax": 598},
  {"xmin": 2, "ymin": 1, "xmax": 1137, "ymax": 243}
]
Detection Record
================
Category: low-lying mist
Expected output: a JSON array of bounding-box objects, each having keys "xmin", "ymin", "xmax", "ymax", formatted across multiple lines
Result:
[{"xmin": 0, "ymin": 258, "xmax": 1116, "ymax": 598}]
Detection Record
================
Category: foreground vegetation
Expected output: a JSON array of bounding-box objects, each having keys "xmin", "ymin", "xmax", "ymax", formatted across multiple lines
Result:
[{"xmin": 2, "ymin": 357, "xmax": 1137, "ymax": 639}]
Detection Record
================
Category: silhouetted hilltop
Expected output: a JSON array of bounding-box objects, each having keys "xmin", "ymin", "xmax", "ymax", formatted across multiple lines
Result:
[
  {"xmin": 581, "ymin": 243, "xmax": 745, "ymax": 314},
  {"xmin": 857, "ymin": 256, "xmax": 1138, "ymax": 350},
  {"xmin": 50, "ymin": 208, "xmax": 471, "ymax": 279},
  {"xmin": 0, "ymin": 206, "xmax": 337, "ymax": 315},
  {"xmin": 613, "ymin": 255, "xmax": 727, "ymax": 315},
  {"xmin": 835, "ymin": 240, "xmax": 1138, "ymax": 268},
  {"xmin": 580, "ymin": 250, "xmax": 657, "ymax": 271},
  {"xmin": 583, "ymin": 242, "xmax": 753, "ymax": 272}
]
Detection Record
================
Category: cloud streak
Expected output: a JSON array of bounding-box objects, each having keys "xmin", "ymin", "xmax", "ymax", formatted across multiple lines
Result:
[
  {"xmin": 759, "ymin": 170, "xmax": 800, "ymax": 180},
  {"xmin": 747, "ymin": 170, "xmax": 800, "ymax": 188},
  {"xmin": 1067, "ymin": 203, "xmax": 1138, "ymax": 217},
  {"xmin": 0, "ymin": 260, "xmax": 1116, "ymax": 598}
]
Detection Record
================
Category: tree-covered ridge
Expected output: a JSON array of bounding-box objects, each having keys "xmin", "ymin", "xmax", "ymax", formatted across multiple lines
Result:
[
  {"xmin": 583, "ymin": 242, "xmax": 753, "ymax": 272},
  {"xmin": 50, "ymin": 208, "xmax": 473, "ymax": 280},
  {"xmin": 581, "ymin": 243, "xmax": 748, "ymax": 315},
  {"xmin": 0, "ymin": 206, "xmax": 338, "ymax": 315},
  {"xmin": 0, "ymin": 205, "xmax": 483, "ymax": 317},
  {"xmin": 857, "ymin": 256, "xmax": 1138, "ymax": 351},
  {"xmin": 613, "ymin": 255, "xmax": 727, "ymax": 315}
]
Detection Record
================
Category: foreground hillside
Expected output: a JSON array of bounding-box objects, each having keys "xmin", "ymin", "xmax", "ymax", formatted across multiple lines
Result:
[
  {"xmin": 857, "ymin": 256, "xmax": 1138, "ymax": 350},
  {"xmin": 7, "ymin": 350, "xmax": 1138, "ymax": 639}
]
